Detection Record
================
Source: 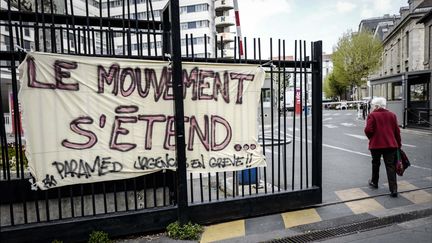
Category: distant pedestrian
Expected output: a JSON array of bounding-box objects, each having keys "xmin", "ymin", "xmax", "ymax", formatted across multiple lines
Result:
[
  {"xmin": 364, "ymin": 97, "xmax": 401, "ymax": 198},
  {"xmin": 361, "ymin": 102, "xmax": 367, "ymax": 120}
]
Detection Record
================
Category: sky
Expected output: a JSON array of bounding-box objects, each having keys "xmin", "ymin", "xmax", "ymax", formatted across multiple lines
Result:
[{"xmin": 237, "ymin": 0, "xmax": 408, "ymax": 57}]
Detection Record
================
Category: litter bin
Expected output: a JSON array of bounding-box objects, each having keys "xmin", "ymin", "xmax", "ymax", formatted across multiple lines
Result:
[{"xmin": 237, "ymin": 168, "xmax": 257, "ymax": 184}]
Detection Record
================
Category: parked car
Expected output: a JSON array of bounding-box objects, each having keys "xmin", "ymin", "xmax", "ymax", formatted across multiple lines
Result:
[{"xmin": 336, "ymin": 101, "xmax": 348, "ymax": 110}]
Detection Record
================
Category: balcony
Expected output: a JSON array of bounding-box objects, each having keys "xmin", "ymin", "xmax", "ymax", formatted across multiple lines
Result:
[
  {"xmin": 215, "ymin": 0, "xmax": 234, "ymax": 11},
  {"xmin": 217, "ymin": 32, "xmax": 235, "ymax": 42},
  {"xmin": 215, "ymin": 16, "xmax": 235, "ymax": 28}
]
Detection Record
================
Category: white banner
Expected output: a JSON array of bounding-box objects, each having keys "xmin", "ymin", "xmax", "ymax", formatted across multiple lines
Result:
[{"xmin": 18, "ymin": 52, "xmax": 266, "ymax": 189}]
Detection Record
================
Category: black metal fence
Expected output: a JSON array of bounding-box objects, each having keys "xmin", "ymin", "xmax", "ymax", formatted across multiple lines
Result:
[{"xmin": 0, "ymin": 0, "xmax": 322, "ymax": 242}]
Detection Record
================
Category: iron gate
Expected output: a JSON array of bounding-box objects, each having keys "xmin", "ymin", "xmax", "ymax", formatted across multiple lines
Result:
[{"xmin": 0, "ymin": 1, "xmax": 322, "ymax": 242}]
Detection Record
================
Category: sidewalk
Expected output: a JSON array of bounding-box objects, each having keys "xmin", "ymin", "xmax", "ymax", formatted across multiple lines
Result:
[{"xmin": 115, "ymin": 176, "xmax": 432, "ymax": 243}]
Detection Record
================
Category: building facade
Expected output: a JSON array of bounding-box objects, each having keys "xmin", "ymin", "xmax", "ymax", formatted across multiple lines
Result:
[{"xmin": 369, "ymin": 0, "xmax": 432, "ymax": 128}]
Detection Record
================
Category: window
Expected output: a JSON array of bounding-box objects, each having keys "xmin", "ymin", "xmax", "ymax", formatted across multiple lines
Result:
[
  {"xmin": 410, "ymin": 83, "xmax": 428, "ymax": 101},
  {"xmin": 372, "ymin": 84, "xmax": 385, "ymax": 97},
  {"xmin": 187, "ymin": 6, "xmax": 195, "ymax": 13},
  {"xmin": 397, "ymin": 38, "xmax": 400, "ymax": 60},
  {"xmin": 429, "ymin": 25, "xmax": 432, "ymax": 62},
  {"xmin": 23, "ymin": 40, "xmax": 31, "ymax": 50},
  {"xmin": 405, "ymin": 31, "xmax": 409, "ymax": 58},
  {"xmin": 188, "ymin": 22, "xmax": 196, "ymax": 29},
  {"xmin": 180, "ymin": 4, "xmax": 209, "ymax": 14},
  {"xmin": 180, "ymin": 20, "xmax": 209, "ymax": 30},
  {"xmin": 387, "ymin": 83, "xmax": 392, "ymax": 101},
  {"xmin": 392, "ymin": 82, "xmax": 403, "ymax": 100},
  {"xmin": 24, "ymin": 28, "xmax": 30, "ymax": 37}
]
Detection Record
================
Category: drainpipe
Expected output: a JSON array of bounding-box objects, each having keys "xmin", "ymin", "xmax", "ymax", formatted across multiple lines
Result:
[{"xmin": 402, "ymin": 74, "xmax": 406, "ymax": 128}]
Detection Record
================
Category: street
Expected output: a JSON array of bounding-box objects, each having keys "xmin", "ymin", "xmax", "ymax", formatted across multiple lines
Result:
[
  {"xmin": 257, "ymin": 108, "xmax": 431, "ymax": 202},
  {"xmin": 321, "ymin": 109, "xmax": 432, "ymax": 202}
]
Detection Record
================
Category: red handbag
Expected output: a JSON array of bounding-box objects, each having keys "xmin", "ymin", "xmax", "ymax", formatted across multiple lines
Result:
[{"xmin": 395, "ymin": 149, "xmax": 410, "ymax": 176}]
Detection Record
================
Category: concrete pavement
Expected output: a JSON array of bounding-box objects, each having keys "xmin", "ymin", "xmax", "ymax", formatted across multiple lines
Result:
[{"xmin": 115, "ymin": 175, "xmax": 432, "ymax": 243}]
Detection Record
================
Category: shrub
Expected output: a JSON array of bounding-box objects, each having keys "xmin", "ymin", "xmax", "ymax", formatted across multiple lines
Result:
[
  {"xmin": 166, "ymin": 221, "xmax": 204, "ymax": 241},
  {"xmin": 52, "ymin": 240, "xmax": 63, "ymax": 243},
  {"xmin": 88, "ymin": 231, "xmax": 112, "ymax": 243},
  {"xmin": 0, "ymin": 144, "xmax": 28, "ymax": 170}
]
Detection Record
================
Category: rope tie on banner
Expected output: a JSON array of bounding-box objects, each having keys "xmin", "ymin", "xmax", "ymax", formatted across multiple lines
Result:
[
  {"xmin": 28, "ymin": 177, "xmax": 39, "ymax": 191},
  {"xmin": 260, "ymin": 60, "xmax": 275, "ymax": 68},
  {"xmin": 164, "ymin": 53, "xmax": 172, "ymax": 67},
  {"xmin": 15, "ymin": 45, "xmax": 28, "ymax": 53}
]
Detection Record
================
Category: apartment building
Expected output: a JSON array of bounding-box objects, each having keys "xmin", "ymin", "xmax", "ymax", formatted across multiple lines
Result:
[
  {"xmin": 103, "ymin": 0, "xmax": 236, "ymax": 58},
  {"xmin": 0, "ymin": 0, "xmax": 101, "ymax": 134}
]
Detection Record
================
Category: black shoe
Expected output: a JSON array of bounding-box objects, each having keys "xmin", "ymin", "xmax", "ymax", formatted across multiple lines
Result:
[
  {"xmin": 368, "ymin": 180, "xmax": 378, "ymax": 189},
  {"xmin": 390, "ymin": 192, "xmax": 398, "ymax": 198}
]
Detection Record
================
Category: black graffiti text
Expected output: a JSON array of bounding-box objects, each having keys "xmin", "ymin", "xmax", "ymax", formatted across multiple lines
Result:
[{"xmin": 52, "ymin": 156, "xmax": 123, "ymax": 179}]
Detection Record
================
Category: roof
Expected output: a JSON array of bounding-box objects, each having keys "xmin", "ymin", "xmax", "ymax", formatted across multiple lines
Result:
[
  {"xmin": 418, "ymin": 0, "xmax": 432, "ymax": 8},
  {"xmin": 358, "ymin": 15, "xmax": 398, "ymax": 33},
  {"xmin": 382, "ymin": 3, "xmax": 432, "ymax": 43},
  {"xmin": 418, "ymin": 9, "xmax": 432, "ymax": 23}
]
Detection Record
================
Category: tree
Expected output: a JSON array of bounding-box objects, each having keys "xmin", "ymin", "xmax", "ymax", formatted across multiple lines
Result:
[
  {"xmin": 332, "ymin": 30, "xmax": 383, "ymax": 93},
  {"xmin": 324, "ymin": 71, "xmax": 347, "ymax": 99}
]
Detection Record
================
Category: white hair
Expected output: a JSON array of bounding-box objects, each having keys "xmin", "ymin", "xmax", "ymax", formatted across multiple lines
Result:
[{"xmin": 371, "ymin": 97, "xmax": 387, "ymax": 109}]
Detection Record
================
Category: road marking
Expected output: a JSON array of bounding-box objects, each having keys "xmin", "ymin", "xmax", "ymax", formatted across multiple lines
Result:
[
  {"xmin": 324, "ymin": 124, "xmax": 338, "ymax": 129},
  {"xmin": 201, "ymin": 220, "xmax": 245, "ymax": 243},
  {"xmin": 341, "ymin": 123, "xmax": 356, "ymax": 127},
  {"xmin": 333, "ymin": 113, "xmax": 340, "ymax": 116},
  {"xmin": 345, "ymin": 113, "xmax": 352, "ymax": 116},
  {"xmin": 335, "ymin": 188, "xmax": 385, "ymax": 214},
  {"xmin": 411, "ymin": 165, "xmax": 432, "ymax": 171},
  {"xmin": 323, "ymin": 113, "xmax": 331, "ymax": 117},
  {"xmin": 323, "ymin": 117, "xmax": 333, "ymax": 121},
  {"xmin": 402, "ymin": 143, "xmax": 416, "ymax": 148},
  {"xmin": 281, "ymin": 209, "xmax": 322, "ymax": 228},
  {"xmin": 345, "ymin": 133, "xmax": 367, "ymax": 140},
  {"xmin": 323, "ymin": 144, "xmax": 370, "ymax": 157}
]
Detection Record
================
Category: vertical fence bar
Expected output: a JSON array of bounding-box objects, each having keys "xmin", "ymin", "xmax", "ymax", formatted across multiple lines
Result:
[
  {"xmin": 292, "ymin": 40, "xmax": 297, "ymax": 190},
  {"xmin": 299, "ymin": 40, "xmax": 303, "ymax": 190},
  {"xmin": 41, "ymin": 0, "xmax": 47, "ymax": 52},
  {"xmin": 133, "ymin": 178, "xmax": 137, "ymax": 210},
  {"xmin": 92, "ymin": 183, "xmax": 96, "ymax": 215},
  {"xmin": 124, "ymin": 180, "xmax": 129, "ymax": 211},
  {"xmin": 304, "ymin": 40, "xmax": 309, "ymax": 188},
  {"xmin": 80, "ymin": 184, "xmax": 85, "ymax": 216},
  {"xmin": 283, "ymin": 40, "xmax": 287, "ymax": 190},
  {"xmin": 69, "ymin": 186, "xmax": 75, "ymax": 217},
  {"xmin": 199, "ymin": 173, "xmax": 203, "ymax": 202},
  {"xmin": 143, "ymin": 176, "xmax": 148, "ymax": 209},
  {"xmin": 254, "ymin": 37, "xmax": 259, "ymax": 194},
  {"xmin": 270, "ymin": 38, "xmax": 274, "ymax": 193},
  {"xmin": 169, "ymin": 0, "xmax": 188, "ymax": 224},
  {"xmin": 312, "ymin": 41, "xmax": 322, "ymax": 195},
  {"xmin": 58, "ymin": 188, "xmax": 62, "ymax": 220},
  {"xmin": 259, "ymin": 38, "xmax": 267, "ymax": 194},
  {"xmin": 190, "ymin": 173, "xmax": 194, "ymax": 203},
  {"xmin": 102, "ymin": 182, "xmax": 107, "ymax": 213},
  {"xmin": 277, "ymin": 39, "xmax": 281, "ymax": 191}
]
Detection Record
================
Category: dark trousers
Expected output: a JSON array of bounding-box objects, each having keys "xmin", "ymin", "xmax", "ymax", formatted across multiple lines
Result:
[{"xmin": 370, "ymin": 148, "xmax": 397, "ymax": 193}]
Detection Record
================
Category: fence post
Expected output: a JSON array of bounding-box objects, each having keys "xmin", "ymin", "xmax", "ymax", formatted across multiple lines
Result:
[
  {"xmin": 168, "ymin": 0, "xmax": 189, "ymax": 224},
  {"xmin": 311, "ymin": 41, "xmax": 322, "ymax": 196}
]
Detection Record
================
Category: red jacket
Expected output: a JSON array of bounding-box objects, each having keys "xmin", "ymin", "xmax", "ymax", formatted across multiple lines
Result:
[{"xmin": 364, "ymin": 108, "xmax": 401, "ymax": 149}]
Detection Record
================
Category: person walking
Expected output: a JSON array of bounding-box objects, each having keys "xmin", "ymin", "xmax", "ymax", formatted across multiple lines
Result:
[{"xmin": 364, "ymin": 97, "xmax": 401, "ymax": 197}]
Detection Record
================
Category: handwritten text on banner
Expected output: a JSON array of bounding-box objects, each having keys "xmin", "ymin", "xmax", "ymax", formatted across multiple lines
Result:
[{"xmin": 18, "ymin": 52, "xmax": 266, "ymax": 190}]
